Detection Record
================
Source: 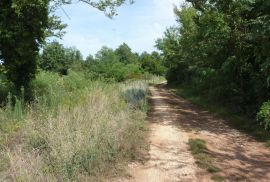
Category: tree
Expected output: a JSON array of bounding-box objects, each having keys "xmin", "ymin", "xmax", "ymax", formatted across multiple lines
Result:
[
  {"xmin": 139, "ymin": 51, "xmax": 165, "ymax": 75},
  {"xmin": 40, "ymin": 41, "xmax": 66, "ymax": 73},
  {"xmin": 40, "ymin": 41, "xmax": 83, "ymax": 74},
  {"xmin": 0, "ymin": 0, "xmax": 133, "ymax": 96},
  {"xmin": 157, "ymin": 1, "xmax": 270, "ymax": 116},
  {"xmin": 115, "ymin": 43, "xmax": 138, "ymax": 64},
  {"xmin": 95, "ymin": 46, "xmax": 118, "ymax": 63},
  {"xmin": 0, "ymin": 0, "xmax": 49, "ymax": 94},
  {"xmin": 85, "ymin": 54, "xmax": 95, "ymax": 63},
  {"xmin": 65, "ymin": 47, "xmax": 84, "ymax": 71},
  {"xmin": 150, "ymin": 51, "xmax": 166, "ymax": 75},
  {"xmin": 84, "ymin": 45, "xmax": 143, "ymax": 82}
]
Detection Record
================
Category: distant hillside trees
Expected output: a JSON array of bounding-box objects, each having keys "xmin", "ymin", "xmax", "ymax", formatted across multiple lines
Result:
[
  {"xmin": 84, "ymin": 44, "xmax": 166, "ymax": 82},
  {"xmin": 38, "ymin": 41, "xmax": 166, "ymax": 82}
]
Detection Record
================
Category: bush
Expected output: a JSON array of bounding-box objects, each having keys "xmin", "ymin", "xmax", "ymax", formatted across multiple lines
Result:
[
  {"xmin": 87, "ymin": 61, "xmax": 143, "ymax": 82},
  {"xmin": 122, "ymin": 81, "xmax": 148, "ymax": 110},
  {"xmin": 257, "ymin": 101, "xmax": 270, "ymax": 130},
  {"xmin": 31, "ymin": 70, "xmax": 91, "ymax": 109}
]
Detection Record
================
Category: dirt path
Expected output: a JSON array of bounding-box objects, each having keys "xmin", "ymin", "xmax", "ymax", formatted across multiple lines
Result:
[{"xmin": 119, "ymin": 84, "xmax": 270, "ymax": 182}]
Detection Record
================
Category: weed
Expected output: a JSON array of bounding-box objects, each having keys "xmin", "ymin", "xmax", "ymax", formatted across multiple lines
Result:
[
  {"xmin": 188, "ymin": 139, "xmax": 221, "ymax": 176},
  {"xmin": 188, "ymin": 139, "xmax": 207, "ymax": 155},
  {"xmin": 211, "ymin": 175, "xmax": 225, "ymax": 182},
  {"xmin": 207, "ymin": 166, "xmax": 221, "ymax": 173}
]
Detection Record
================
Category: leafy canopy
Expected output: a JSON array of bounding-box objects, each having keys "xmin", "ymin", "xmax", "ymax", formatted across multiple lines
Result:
[{"xmin": 156, "ymin": 0, "xmax": 270, "ymax": 117}]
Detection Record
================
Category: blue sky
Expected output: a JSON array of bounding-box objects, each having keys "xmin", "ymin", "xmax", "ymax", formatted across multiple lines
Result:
[{"xmin": 56, "ymin": 0, "xmax": 184, "ymax": 58}]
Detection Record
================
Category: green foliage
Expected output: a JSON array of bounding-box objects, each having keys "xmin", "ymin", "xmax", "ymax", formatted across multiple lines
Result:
[
  {"xmin": 85, "ymin": 46, "xmax": 141, "ymax": 82},
  {"xmin": 30, "ymin": 70, "xmax": 90, "ymax": 109},
  {"xmin": 0, "ymin": 0, "xmax": 49, "ymax": 93},
  {"xmin": 84, "ymin": 44, "xmax": 165, "ymax": 82},
  {"xmin": 0, "ymin": 0, "xmax": 132, "ymax": 96},
  {"xmin": 157, "ymin": 1, "xmax": 270, "ymax": 121},
  {"xmin": 115, "ymin": 43, "xmax": 138, "ymax": 64},
  {"xmin": 74, "ymin": 0, "xmax": 135, "ymax": 18},
  {"xmin": 39, "ymin": 41, "xmax": 83, "ymax": 74},
  {"xmin": 140, "ymin": 51, "xmax": 166, "ymax": 76},
  {"xmin": 40, "ymin": 41, "xmax": 66, "ymax": 73},
  {"xmin": 257, "ymin": 102, "xmax": 270, "ymax": 130}
]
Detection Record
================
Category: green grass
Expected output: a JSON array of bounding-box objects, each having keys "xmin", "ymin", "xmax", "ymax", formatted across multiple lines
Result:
[
  {"xmin": 188, "ymin": 139, "xmax": 221, "ymax": 174},
  {"xmin": 171, "ymin": 84, "xmax": 270, "ymax": 147}
]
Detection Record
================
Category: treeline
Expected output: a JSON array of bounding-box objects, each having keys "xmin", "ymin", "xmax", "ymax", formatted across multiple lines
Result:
[
  {"xmin": 40, "ymin": 41, "xmax": 165, "ymax": 81},
  {"xmin": 156, "ymin": 0, "xmax": 270, "ymax": 127},
  {"xmin": 0, "ymin": 41, "xmax": 165, "ymax": 103}
]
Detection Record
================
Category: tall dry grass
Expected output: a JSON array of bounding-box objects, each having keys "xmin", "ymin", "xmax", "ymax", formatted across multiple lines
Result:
[{"xmin": 0, "ymin": 71, "xmax": 149, "ymax": 181}]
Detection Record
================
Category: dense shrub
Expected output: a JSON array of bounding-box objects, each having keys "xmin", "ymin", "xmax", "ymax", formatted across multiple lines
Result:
[
  {"xmin": 257, "ymin": 102, "xmax": 270, "ymax": 130},
  {"xmin": 157, "ymin": 1, "xmax": 270, "ymax": 120}
]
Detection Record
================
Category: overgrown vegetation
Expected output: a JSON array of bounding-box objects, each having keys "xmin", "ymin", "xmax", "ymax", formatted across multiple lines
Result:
[
  {"xmin": 188, "ymin": 139, "xmax": 224, "ymax": 181},
  {"xmin": 0, "ymin": 3, "xmax": 166, "ymax": 178},
  {"xmin": 0, "ymin": 70, "xmax": 155, "ymax": 180},
  {"xmin": 156, "ymin": 0, "xmax": 270, "ymax": 130},
  {"xmin": 0, "ymin": 39, "xmax": 164, "ymax": 179}
]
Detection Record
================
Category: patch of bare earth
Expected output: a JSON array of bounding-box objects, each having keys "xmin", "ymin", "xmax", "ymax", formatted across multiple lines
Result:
[{"xmin": 117, "ymin": 84, "xmax": 270, "ymax": 182}]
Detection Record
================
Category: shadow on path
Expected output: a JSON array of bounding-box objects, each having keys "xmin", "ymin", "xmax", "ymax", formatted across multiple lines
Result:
[{"xmin": 150, "ymin": 83, "xmax": 270, "ymax": 182}]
